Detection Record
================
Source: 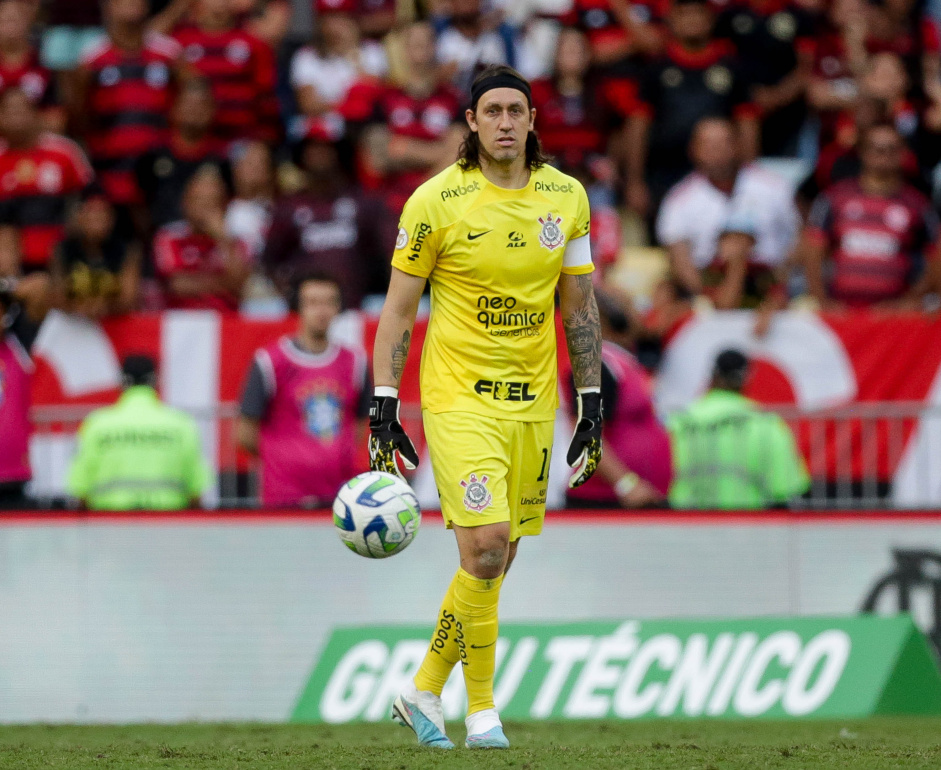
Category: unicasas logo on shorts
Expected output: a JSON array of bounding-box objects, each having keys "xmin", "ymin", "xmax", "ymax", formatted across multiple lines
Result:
[
  {"xmin": 440, "ymin": 180, "xmax": 481, "ymax": 200},
  {"xmin": 476, "ymin": 294, "xmax": 546, "ymax": 337}
]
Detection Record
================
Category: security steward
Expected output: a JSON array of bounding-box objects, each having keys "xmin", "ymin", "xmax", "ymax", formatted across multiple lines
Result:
[{"xmin": 68, "ymin": 355, "xmax": 210, "ymax": 509}]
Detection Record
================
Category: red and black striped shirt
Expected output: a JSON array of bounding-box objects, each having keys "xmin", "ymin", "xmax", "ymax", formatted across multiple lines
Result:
[
  {"xmin": 173, "ymin": 25, "xmax": 279, "ymax": 145},
  {"xmin": 80, "ymin": 34, "xmax": 180, "ymax": 205}
]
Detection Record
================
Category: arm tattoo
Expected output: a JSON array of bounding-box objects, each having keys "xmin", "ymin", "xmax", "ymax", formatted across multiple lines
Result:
[
  {"xmin": 563, "ymin": 274, "xmax": 602, "ymax": 389},
  {"xmin": 391, "ymin": 329, "xmax": 411, "ymax": 383}
]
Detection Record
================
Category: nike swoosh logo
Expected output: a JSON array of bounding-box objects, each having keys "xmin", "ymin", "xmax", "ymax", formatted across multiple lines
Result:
[
  {"xmin": 468, "ymin": 230, "xmax": 492, "ymax": 240},
  {"xmin": 470, "ymin": 642, "xmax": 496, "ymax": 649},
  {"xmin": 519, "ymin": 516, "xmax": 539, "ymax": 525}
]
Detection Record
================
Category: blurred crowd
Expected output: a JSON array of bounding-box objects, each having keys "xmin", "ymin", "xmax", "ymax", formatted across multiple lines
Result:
[{"xmin": 0, "ymin": 0, "xmax": 935, "ymax": 329}]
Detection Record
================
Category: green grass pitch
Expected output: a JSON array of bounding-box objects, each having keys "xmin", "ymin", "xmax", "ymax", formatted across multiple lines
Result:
[{"xmin": 1, "ymin": 719, "xmax": 940, "ymax": 769}]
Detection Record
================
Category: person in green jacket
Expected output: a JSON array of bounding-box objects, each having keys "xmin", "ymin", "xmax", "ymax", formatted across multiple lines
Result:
[
  {"xmin": 668, "ymin": 349, "xmax": 809, "ymax": 509},
  {"xmin": 68, "ymin": 355, "xmax": 210, "ymax": 510}
]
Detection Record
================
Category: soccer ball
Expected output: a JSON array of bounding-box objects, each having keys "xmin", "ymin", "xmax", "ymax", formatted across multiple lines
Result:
[{"xmin": 333, "ymin": 471, "xmax": 421, "ymax": 558}]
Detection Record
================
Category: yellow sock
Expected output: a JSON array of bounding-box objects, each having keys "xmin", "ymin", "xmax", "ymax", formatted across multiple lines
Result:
[
  {"xmin": 453, "ymin": 568, "xmax": 503, "ymax": 715},
  {"xmin": 413, "ymin": 571, "xmax": 461, "ymax": 696}
]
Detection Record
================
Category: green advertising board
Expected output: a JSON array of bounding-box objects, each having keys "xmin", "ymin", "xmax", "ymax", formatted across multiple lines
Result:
[{"xmin": 292, "ymin": 616, "xmax": 941, "ymax": 723}]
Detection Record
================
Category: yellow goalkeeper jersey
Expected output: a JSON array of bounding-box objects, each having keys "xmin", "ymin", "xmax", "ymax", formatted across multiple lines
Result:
[{"xmin": 392, "ymin": 162, "xmax": 593, "ymax": 421}]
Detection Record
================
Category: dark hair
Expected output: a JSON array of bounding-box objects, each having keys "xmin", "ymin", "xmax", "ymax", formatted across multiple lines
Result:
[
  {"xmin": 122, "ymin": 354, "xmax": 157, "ymax": 388},
  {"xmin": 290, "ymin": 270, "xmax": 343, "ymax": 311},
  {"xmin": 712, "ymin": 349, "xmax": 749, "ymax": 392},
  {"xmin": 458, "ymin": 64, "xmax": 552, "ymax": 171}
]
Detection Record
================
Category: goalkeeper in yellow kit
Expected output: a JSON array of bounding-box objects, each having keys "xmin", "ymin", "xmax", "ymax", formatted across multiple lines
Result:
[{"xmin": 368, "ymin": 64, "xmax": 603, "ymax": 749}]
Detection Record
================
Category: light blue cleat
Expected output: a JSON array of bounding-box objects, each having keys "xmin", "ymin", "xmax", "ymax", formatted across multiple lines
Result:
[
  {"xmin": 465, "ymin": 725, "xmax": 510, "ymax": 749},
  {"xmin": 391, "ymin": 694, "xmax": 455, "ymax": 749}
]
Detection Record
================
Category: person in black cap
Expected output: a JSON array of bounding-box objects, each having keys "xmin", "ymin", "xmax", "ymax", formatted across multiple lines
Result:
[
  {"xmin": 667, "ymin": 348, "xmax": 809, "ymax": 509},
  {"xmin": 369, "ymin": 62, "xmax": 603, "ymax": 749},
  {"xmin": 68, "ymin": 353, "xmax": 210, "ymax": 510}
]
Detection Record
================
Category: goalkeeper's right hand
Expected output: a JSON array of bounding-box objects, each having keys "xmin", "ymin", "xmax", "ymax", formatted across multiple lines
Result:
[{"xmin": 368, "ymin": 390, "xmax": 419, "ymax": 481}]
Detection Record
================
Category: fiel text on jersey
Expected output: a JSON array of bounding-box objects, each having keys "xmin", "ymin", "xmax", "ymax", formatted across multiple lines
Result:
[{"xmin": 474, "ymin": 379, "xmax": 537, "ymax": 402}]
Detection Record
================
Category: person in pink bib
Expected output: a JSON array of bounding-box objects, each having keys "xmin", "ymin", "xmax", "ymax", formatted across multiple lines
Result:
[
  {"xmin": 0, "ymin": 273, "xmax": 47, "ymax": 508},
  {"xmin": 562, "ymin": 290, "xmax": 673, "ymax": 508},
  {"xmin": 237, "ymin": 272, "xmax": 370, "ymax": 507}
]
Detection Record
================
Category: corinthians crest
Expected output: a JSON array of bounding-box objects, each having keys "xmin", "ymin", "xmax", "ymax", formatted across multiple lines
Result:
[
  {"xmin": 538, "ymin": 213, "xmax": 565, "ymax": 250},
  {"xmin": 460, "ymin": 473, "xmax": 493, "ymax": 512}
]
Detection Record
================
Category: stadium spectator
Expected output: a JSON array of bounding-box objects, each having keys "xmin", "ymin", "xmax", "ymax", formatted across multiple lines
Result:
[
  {"xmin": 357, "ymin": 0, "xmax": 398, "ymax": 41},
  {"xmin": 135, "ymin": 78, "xmax": 227, "ymax": 229},
  {"xmin": 225, "ymin": 139, "xmax": 274, "ymax": 260},
  {"xmin": 855, "ymin": 51, "xmax": 941, "ymax": 169},
  {"xmin": 863, "ymin": 0, "xmax": 941, "ymax": 102},
  {"xmin": 562, "ymin": 290, "xmax": 672, "ymax": 508},
  {"xmin": 154, "ymin": 165, "xmax": 251, "ymax": 311},
  {"xmin": 808, "ymin": 0, "xmax": 869, "ymax": 145},
  {"xmin": 237, "ymin": 272, "xmax": 370, "ymax": 507},
  {"xmin": 434, "ymin": 0, "xmax": 518, "ymax": 92},
  {"xmin": 0, "ymin": 271, "xmax": 48, "ymax": 509},
  {"xmin": 0, "ymin": 87, "xmax": 93, "ymax": 273},
  {"xmin": 261, "ymin": 118, "xmax": 393, "ymax": 308},
  {"xmin": 51, "ymin": 188, "xmax": 141, "ymax": 319},
  {"xmin": 803, "ymin": 120, "xmax": 941, "ymax": 308},
  {"xmin": 0, "ymin": 0, "xmax": 62, "ymax": 132},
  {"xmin": 656, "ymin": 118, "xmax": 799, "ymax": 315},
  {"xmin": 561, "ymin": 0, "xmax": 665, "ymax": 67},
  {"xmin": 529, "ymin": 27, "xmax": 630, "ymax": 171},
  {"xmin": 668, "ymin": 349, "xmax": 809, "ymax": 509},
  {"xmin": 290, "ymin": 0, "xmax": 388, "ymax": 118},
  {"xmin": 799, "ymin": 92, "xmax": 923, "ymax": 211},
  {"xmin": 352, "ymin": 20, "xmax": 464, "ymax": 214},
  {"xmin": 73, "ymin": 0, "xmax": 182, "ymax": 209},
  {"xmin": 173, "ymin": 0, "xmax": 280, "ymax": 145},
  {"xmin": 68, "ymin": 353, "xmax": 211, "ymax": 510},
  {"xmin": 715, "ymin": 0, "xmax": 816, "ymax": 157},
  {"xmin": 231, "ymin": 0, "xmax": 292, "ymax": 48},
  {"xmin": 624, "ymin": 0, "xmax": 760, "ymax": 219}
]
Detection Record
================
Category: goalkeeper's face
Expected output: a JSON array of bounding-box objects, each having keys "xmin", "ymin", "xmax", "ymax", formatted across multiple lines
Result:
[{"xmin": 467, "ymin": 88, "xmax": 535, "ymax": 165}]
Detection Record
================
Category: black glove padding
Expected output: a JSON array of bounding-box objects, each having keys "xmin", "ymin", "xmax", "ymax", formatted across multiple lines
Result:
[
  {"xmin": 567, "ymin": 390, "xmax": 603, "ymax": 488},
  {"xmin": 368, "ymin": 395, "xmax": 419, "ymax": 481}
]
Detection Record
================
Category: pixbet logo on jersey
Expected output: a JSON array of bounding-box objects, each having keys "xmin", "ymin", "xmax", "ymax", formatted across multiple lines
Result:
[
  {"xmin": 474, "ymin": 379, "xmax": 537, "ymax": 402},
  {"xmin": 440, "ymin": 180, "xmax": 480, "ymax": 200},
  {"xmin": 534, "ymin": 181, "xmax": 574, "ymax": 193}
]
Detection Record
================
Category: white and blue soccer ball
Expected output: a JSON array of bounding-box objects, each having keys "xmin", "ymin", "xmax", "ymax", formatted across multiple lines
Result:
[{"xmin": 333, "ymin": 471, "xmax": 421, "ymax": 558}]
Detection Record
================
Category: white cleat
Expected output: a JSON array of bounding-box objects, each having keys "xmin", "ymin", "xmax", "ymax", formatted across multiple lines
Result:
[{"xmin": 391, "ymin": 686, "xmax": 454, "ymax": 749}]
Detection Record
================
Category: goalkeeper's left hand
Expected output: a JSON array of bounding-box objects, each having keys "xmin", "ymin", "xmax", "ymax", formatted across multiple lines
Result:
[
  {"xmin": 368, "ymin": 391, "xmax": 419, "ymax": 482},
  {"xmin": 567, "ymin": 389, "xmax": 603, "ymax": 488}
]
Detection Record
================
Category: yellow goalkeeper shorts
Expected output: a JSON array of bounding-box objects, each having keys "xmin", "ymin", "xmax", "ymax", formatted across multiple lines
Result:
[{"xmin": 422, "ymin": 410, "xmax": 554, "ymax": 541}]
